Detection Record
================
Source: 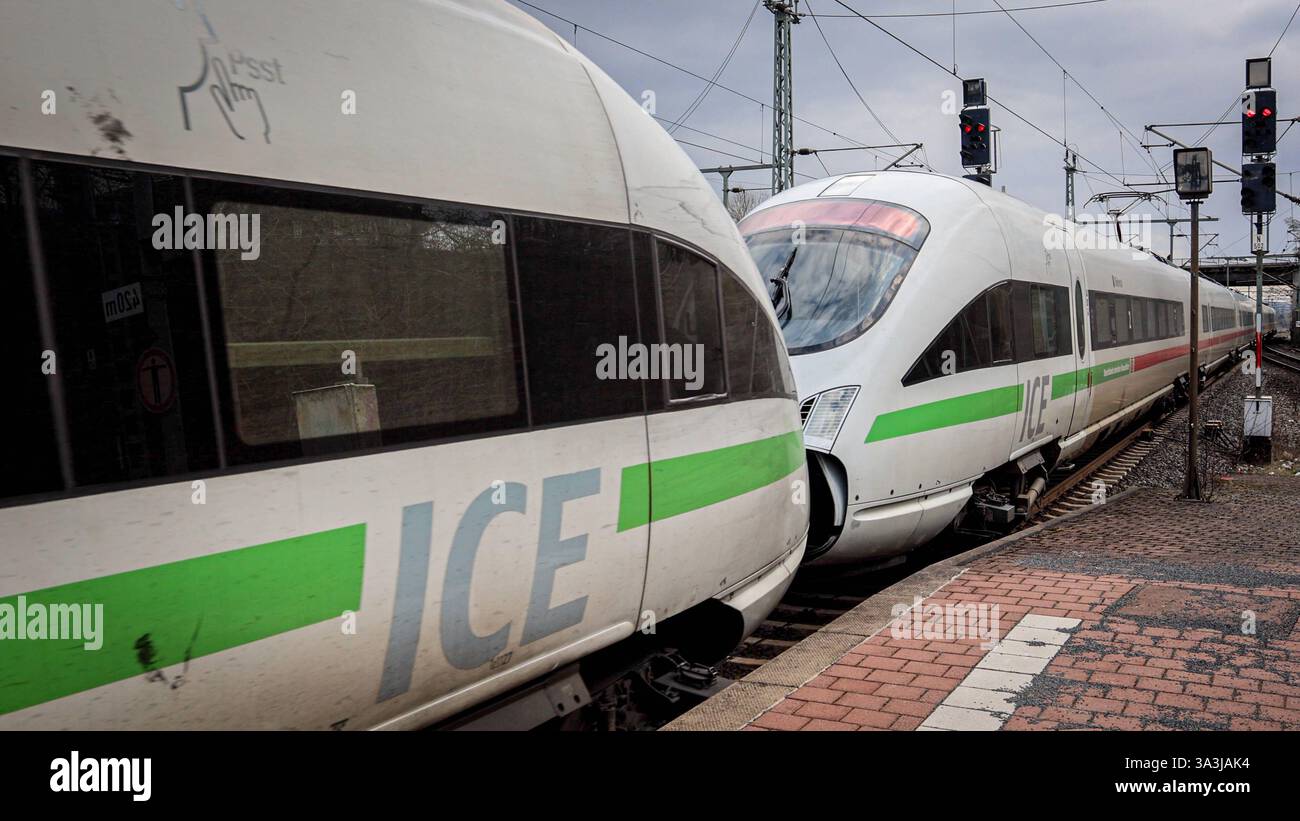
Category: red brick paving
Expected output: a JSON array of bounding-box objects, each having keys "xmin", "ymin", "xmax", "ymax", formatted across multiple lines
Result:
[{"xmin": 745, "ymin": 475, "xmax": 1300, "ymax": 731}]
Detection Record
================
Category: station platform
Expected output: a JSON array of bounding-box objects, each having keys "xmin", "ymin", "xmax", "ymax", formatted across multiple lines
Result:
[{"xmin": 664, "ymin": 475, "xmax": 1300, "ymax": 731}]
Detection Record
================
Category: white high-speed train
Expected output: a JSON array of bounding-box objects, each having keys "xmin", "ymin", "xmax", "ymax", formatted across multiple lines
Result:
[
  {"xmin": 739, "ymin": 171, "xmax": 1276, "ymax": 566},
  {"xmin": 0, "ymin": 0, "xmax": 808, "ymax": 729}
]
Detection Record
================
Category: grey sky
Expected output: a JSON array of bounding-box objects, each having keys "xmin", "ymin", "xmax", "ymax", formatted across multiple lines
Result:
[{"xmin": 508, "ymin": 0, "xmax": 1299, "ymax": 260}]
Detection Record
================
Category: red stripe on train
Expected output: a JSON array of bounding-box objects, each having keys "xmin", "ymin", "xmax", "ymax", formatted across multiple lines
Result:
[{"xmin": 1131, "ymin": 331, "xmax": 1252, "ymax": 372}]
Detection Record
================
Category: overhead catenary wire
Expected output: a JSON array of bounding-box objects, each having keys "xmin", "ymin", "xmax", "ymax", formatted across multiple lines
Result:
[
  {"xmin": 803, "ymin": 0, "xmax": 934, "ymax": 171},
  {"xmin": 830, "ymin": 0, "xmax": 1154, "ymax": 200},
  {"xmin": 654, "ymin": 115, "xmax": 767, "ymax": 160},
  {"xmin": 1160, "ymin": 0, "xmax": 1299, "ymax": 176},
  {"xmin": 805, "ymin": 0, "xmax": 1110, "ymax": 18},
  {"xmin": 665, "ymin": 1, "xmax": 761, "ymax": 134},
  {"xmin": 510, "ymin": 1, "xmax": 894, "ymax": 162},
  {"xmin": 988, "ymin": 0, "xmax": 1167, "ymax": 186},
  {"xmin": 1271, "ymin": 1, "xmax": 1300, "ymax": 56}
]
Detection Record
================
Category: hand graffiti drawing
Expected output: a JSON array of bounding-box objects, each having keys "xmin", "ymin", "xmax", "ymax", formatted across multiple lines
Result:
[
  {"xmin": 209, "ymin": 56, "xmax": 270, "ymax": 143},
  {"xmin": 178, "ymin": 40, "xmax": 272, "ymax": 144}
]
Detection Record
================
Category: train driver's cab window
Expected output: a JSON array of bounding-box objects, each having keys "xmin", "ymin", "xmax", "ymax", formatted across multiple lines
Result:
[
  {"xmin": 903, "ymin": 281, "xmax": 1013, "ymax": 386},
  {"xmin": 738, "ymin": 198, "xmax": 930, "ymax": 355},
  {"xmin": 196, "ymin": 183, "xmax": 527, "ymax": 462},
  {"xmin": 655, "ymin": 239, "xmax": 725, "ymax": 401}
]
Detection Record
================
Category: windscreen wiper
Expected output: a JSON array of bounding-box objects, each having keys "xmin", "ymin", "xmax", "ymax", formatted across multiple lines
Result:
[{"xmin": 769, "ymin": 247, "xmax": 796, "ymax": 327}]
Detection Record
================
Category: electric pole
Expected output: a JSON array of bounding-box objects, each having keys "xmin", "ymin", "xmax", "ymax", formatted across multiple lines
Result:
[
  {"xmin": 766, "ymin": 1, "xmax": 800, "ymax": 193},
  {"xmin": 699, "ymin": 163, "xmax": 774, "ymax": 211},
  {"xmin": 1173, "ymin": 146, "xmax": 1213, "ymax": 501}
]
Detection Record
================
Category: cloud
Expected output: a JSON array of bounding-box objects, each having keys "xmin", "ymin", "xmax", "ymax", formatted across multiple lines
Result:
[{"xmin": 512, "ymin": 0, "xmax": 1300, "ymax": 258}]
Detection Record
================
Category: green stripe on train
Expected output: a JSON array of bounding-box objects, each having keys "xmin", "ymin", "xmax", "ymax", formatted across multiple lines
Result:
[
  {"xmin": 617, "ymin": 430, "xmax": 804, "ymax": 532},
  {"xmin": 0, "ymin": 524, "xmax": 365, "ymax": 716},
  {"xmin": 867, "ymin": 357, "xmax": 1138, "ymax": 442},
  {"xmin": 1051, "ymin": 358, "xmax": 1133, "ymax": 399},
  {"xmin": 865, "ymin": 384, "xmax": 1024, "ymax": 443}
]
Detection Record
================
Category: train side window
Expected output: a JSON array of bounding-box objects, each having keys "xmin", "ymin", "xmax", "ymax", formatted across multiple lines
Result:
[
  {"xmin": 193, "ymin": 181, "xmax": 528, "ymax": 462},
  {"xmin": 1074, "ymin": 281, "xmax": 1086, "ymax": 357},
  {"xmin": 1018, "ymin": 282, "xmax": 1070, "ymax": 359},
  {"xmin": 1089, "ymin": 291, "xmax": 1117, "ymax": 350},
  {"xmin": 902, "ymin": 281, "xmax": 1010, "ymax": 385},
  {"xmin": 721, "ymin": 270, "xmax": 793, "ymax": 400},
  {"xmin": 1156, "ymin": 301, "xmax": 1169, "ymax": 339},
  {"xmin": 0, "ymin": 157, "xmax": 63, "ymax": 499},
  {"xmin": 1114, "ymin": 296, "xmax": 1130, "ymax": 345},
  {"xmin": 655, "ymin": 239, "xmax": 725, "ymax": 400},
  {"xmin": 1088, "ymin": 292, "xmax": 1103, "ymax": 349},
  {"xmin": 1145, "ymin": 300, "xmax": 1157, "ymax": 342},
  {"xmin": 514, "ymin": 218, "xmax": 644, "ymax": 424},
  {"xmin": 32, "ymin": 161, "xmax": 219, "ymax": 487},
  {"xmin": 1134, "ymin": 297, "xmax": 1148, "ymax": 342}
]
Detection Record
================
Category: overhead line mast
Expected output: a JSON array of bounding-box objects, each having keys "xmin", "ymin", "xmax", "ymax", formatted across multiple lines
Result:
[{"xmin": 766, "ymin": 1, "xmax": 801, "ymax": 193}]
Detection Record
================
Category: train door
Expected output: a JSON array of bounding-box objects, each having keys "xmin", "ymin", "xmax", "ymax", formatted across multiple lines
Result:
[{"xmin": 1065, "ymin": 248, "xmax": 1094, "ymax": 436}]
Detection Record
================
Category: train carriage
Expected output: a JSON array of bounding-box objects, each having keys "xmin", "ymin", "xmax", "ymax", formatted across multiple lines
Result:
[
  {"xmin": 740, "ymin": 170, "xmax": 1269, "ymax": 565},
  {"xmin": 0, "ymin": 0, "xmax": 808, "ymax": 730}
]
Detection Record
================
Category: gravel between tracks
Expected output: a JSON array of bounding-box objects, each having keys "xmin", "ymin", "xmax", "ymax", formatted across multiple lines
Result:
[{"xmin": 1119, "ymin": 345, "xmax": 1300, "ymax": 493}]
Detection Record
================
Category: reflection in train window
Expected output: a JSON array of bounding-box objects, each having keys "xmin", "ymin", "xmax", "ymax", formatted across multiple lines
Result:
[
  {"xmin": 30, "ymin": 161, "xmax": 218, "ymax": 487},
  {"xmin": 196, "ymin": 183, "xmax": 527, "ymax": 461}
]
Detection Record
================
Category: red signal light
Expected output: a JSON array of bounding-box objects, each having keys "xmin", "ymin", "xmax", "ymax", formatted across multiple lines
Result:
[
  {"xmin": 1246, "ymin": 109, "xmax": 1256, "ymax": 118},
  {"xmin": 1262, "ymin": 107, "xmax": 1272, "ymax": 117},
  {"xmin": 978, "ymin": 124, "xmax": 986, "ymax": 132},
  {"xmin": 963, "ymin": 125, "xmax": 972, "ymax": 133}
]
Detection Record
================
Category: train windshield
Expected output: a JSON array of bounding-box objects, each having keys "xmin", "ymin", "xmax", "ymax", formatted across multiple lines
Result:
[{"xmin": 739, "ymin": 198, "xmax": 928, "ymax": 355}]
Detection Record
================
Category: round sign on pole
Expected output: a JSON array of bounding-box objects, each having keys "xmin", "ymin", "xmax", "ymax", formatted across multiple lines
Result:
[{"xmin": 135, "ymin": 347, "xmax": 177, "ymax": 414}]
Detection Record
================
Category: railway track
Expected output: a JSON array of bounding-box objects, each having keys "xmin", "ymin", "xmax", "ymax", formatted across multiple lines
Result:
[
  {"xmin": 1264, "ymin": 344, "xmax": 1300, "ymax": 375},
  {"xmin": 712, "ymin": 361, "xmax": 1237, "ymax": 683}
]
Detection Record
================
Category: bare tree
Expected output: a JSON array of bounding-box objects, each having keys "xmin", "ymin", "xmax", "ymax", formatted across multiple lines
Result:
[{"xmin": 726, "ymin": 189, "xmax": 760, "ymax": 223}]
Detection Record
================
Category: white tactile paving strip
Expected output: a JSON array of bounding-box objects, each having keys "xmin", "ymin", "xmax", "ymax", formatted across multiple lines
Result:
[{"xmin": 918, "ymin": 614, "xmax": 1081, "ymax": 731}]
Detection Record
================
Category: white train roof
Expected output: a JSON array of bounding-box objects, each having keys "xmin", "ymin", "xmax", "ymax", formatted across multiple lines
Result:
[
  {"xmin": 0, "ymin": 0, "xmax": 763, "ymax": 299},
  {"xmin": 749, "ymin": 170, "xmax": 1247, "ymax": 303}
]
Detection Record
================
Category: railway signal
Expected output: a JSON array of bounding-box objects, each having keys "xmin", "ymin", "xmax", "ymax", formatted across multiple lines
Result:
[
  {"xmin": 959, "ymin": 106, "xmax": 991, "ymax": 170},
  {"xmin": 1240, "ymin": 58, "xmax": 1278, "ymax": 461},
  {"xmin": 1240, "ymin": 161, "xmax": 1277, "ymax": 213},
  {"xmin": 1173, "ymin": 146, "xmax": 1213, "ymax": 501},
  {"xmin": 1242, "ymin": 89, "xmax": 1277, "ymax": 155},
  {"xmin": 958, "ymin": 78, "xmax": 992, "ymax": 183}
]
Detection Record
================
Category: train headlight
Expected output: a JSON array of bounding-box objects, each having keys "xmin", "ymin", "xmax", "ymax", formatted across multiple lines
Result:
[{"xmin": 802, "ymin": 386, "xmax": 859, "ymax": 451}]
